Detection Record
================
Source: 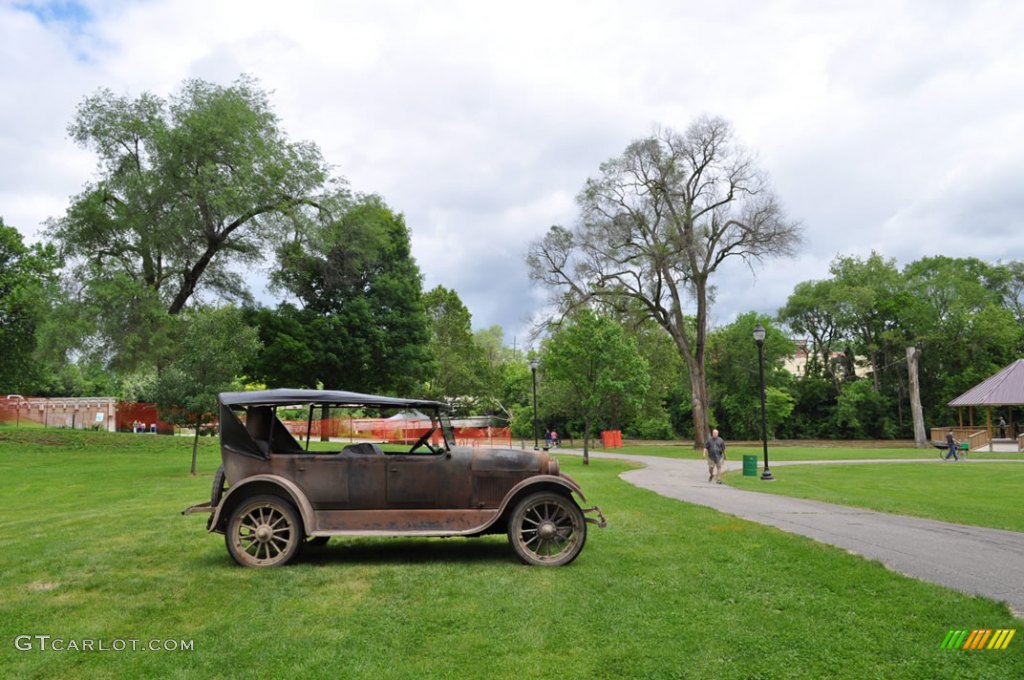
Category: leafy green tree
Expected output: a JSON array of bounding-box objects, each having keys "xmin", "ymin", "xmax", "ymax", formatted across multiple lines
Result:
[
  {"xmin": 777, "ymin": 253, "xmax": 1022, "ymax": 439},
  {"xmin": 474, "ymin": 326, "xmax": 516, "ymax": 368},
  {"xmin": 541, "ymin": 309, "xmax": 649, "ymax": 463},
  {"xmin": 0, "ymin": 218, "xmax": 58, "ymax": 392},
  {"xmin": 828, "ymin": 252, "xmax": 910, "ymax": 392},
  {"xmin": 528, "ymin": 117, "xmax": 802, "ymax": 448},
  {"xmin": 764, "ymin": 387, "xmax": 796, "ymax": 436},
  {"xmin": 1004, "ymin": 261, "xmax": 1024, "ymax": 329},
  {"xmin": 706, "ymin": 313, "xmax": 794, "ymax": 439},
  {"xmin": 903, "ymin": 256, "xmax": 1008, "ymax": 320},
  {"xmin": 832, "ymin": 380, "xmax": 895, "ymax": 439},
  {"xmin": 248, "ymin": 195, "xmax": 431, "ymax": 395},
  {"xmin": 900, "ymin": 256, "xmax": 1019, "ymax": 427},
  {"xmin": 620, "ymin": 317, "xmax": 686, "ymax": 439},
  {"xmin": 242, "ymin": 304, "xmax": 331, "ymax": 388},
  {"xmin": 777, "ymin": 279, "xmax": 842, "ymax": 382},
  {"xmin": 48, "ymin": 75, "xmax": 340, "ymax": 370},
  {"xmin": 780, "ymin": 376, "xmax": 839, "ymax": 439},
  {"xmin": 422, "ymin": 285, "xmax": 490, "ymax": 402},
  {"xmin": 473, "ymin": 325, "xmax": 522, "ymax": 408},
  {"xmin": 154, "ymin": 306, "xmax": 260, "ymax": 474},
  {"xmin": 498, "ymin": 359, "xmax": 534, "ymax": 439}
]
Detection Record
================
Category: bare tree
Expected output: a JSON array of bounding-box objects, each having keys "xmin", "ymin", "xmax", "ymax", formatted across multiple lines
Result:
[{"xmin": 527, "ymin": 117, "xmax": 802, "ymax": 448}]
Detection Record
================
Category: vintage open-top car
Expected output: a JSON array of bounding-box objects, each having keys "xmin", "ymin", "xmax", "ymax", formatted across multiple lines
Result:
[{"xmin": 183, "ymin": 389, "xmax": 605, "ymax": 567}]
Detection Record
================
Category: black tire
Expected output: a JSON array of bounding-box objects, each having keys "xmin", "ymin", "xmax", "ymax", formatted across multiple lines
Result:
[
  {"xmin": 211, "ymin": 464, "xmax": 227, "ymax": 507},
  {"xmin": 225, "ymin": 495, "xmax": 303, "ymax": 568},
  {"xmin": 507, "ymin": 492, "xmax": 587, "ymax": 566}
]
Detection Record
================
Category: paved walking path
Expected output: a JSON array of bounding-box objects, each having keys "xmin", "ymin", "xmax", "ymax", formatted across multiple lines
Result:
[{"xmin": 566, "ymin": 449, "xmax": 1024, "ymax": 618}]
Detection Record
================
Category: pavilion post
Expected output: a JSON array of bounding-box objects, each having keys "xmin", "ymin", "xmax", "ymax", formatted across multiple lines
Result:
[{"xmin": 987, "ymin": 406, "xmax": 993, "ymax": 451}]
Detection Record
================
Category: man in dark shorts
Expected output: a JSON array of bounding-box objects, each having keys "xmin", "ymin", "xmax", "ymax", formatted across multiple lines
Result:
[{"xmin": 704, "ymin": 428, "xmax": 727, "ymax": 483}]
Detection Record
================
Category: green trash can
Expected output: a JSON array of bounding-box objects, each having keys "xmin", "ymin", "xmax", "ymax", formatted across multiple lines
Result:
[{"xmin": 742, "ymin": 455, "xmax": 758, "ymax": 477}]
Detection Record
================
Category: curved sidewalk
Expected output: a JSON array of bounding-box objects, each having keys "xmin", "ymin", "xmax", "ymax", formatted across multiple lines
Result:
[{"xmin": 573, "ymin": 450, "xmax": 1024, "ymax": 618}]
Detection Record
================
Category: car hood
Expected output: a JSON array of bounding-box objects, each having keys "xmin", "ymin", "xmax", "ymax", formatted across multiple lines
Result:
[{"xmin": 469, "ymin": 447, "xmax": 549, "ymax": 473}]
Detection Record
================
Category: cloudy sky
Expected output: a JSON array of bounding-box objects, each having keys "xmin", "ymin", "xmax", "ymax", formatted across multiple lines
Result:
[{"xmin": 3, "ymin": 0, "xmax": 1023, "ymax": 347}]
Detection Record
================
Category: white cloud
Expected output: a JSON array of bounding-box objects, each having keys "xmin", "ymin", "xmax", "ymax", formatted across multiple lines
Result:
[{"xmin": 3, "ymin": 0, "xmax": 1024, "ymax": 345}]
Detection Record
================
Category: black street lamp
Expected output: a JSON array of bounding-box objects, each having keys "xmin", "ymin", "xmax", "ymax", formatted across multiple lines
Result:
[
  {"xmin": 753, "ymin": 324, "xmax": 775, "ymax": 481},
  {"xmin": 530, "ymin": 358, "xmax": 540, "ymax": 451}
]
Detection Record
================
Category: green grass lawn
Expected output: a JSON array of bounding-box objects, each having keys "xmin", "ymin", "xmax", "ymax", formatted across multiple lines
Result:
[
  {"xmin": 726, "ymin": 462, "xmax": 1024, "ymax": 532},
  {"xmin": 1, "ymin": 429, "xmax": 1020, "ymax": 679},
  {"xmin": 602, "ymin": 442, "xmax": 1024, "ymax": 462}
]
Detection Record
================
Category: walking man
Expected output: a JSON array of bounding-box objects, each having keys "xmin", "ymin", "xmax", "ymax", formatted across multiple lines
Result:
[
  {"xmin": 704, "ymin": 428, "xmax": 727, "ymax": 483},
  {"xmin": 944, "ymin": 428, "xmax": 959, "ymax": 461}
]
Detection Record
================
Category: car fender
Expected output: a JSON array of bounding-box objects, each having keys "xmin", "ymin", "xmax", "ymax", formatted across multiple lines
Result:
[
  {"xmin": 208, "ymin": 474, "xmax": 316, "ymax": 534},
  {"xmin": 496, "ymin": 474, "xmax": 587, "ymax": 515},
  {"xmin": 494, "ymin": 473, "xmax": 606, "ymax": 530}
]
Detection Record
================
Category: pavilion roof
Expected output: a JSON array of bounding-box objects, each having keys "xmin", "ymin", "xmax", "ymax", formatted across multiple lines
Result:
[{"xmin": 948, "ymin": 359, "xmax": 1024, "ymax": 407}]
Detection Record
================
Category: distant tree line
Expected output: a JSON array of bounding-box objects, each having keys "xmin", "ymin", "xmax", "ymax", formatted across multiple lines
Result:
[{"xmin": 3, "ymin": 75, "xmax": 1022, "ymax": 443}]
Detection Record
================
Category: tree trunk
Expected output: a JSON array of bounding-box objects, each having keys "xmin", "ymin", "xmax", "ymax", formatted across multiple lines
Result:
[
  {"xmin": 191, "ymin": 422, "xmax": 201, "ymax": 476},
  {"xmin": 906, "ymin": 347, "xmax": 927, "ymax": 448},
  {"xmin": 169, "ymin": 242, "xmax": 220, "ymax": 315},
  {"xmin": 665, "ymin": 322, "xmax": 709, "ymax": 450},
  {"xmin": 689, "ymin": 367, "xmax": 709, "ymax": 450},
  {"xmin": 582, "ymin": 419, "xmax": 590, "ymax": 465}
]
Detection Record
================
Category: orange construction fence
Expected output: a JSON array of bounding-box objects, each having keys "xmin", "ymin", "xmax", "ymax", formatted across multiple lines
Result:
[
  {"xmin": 601, "ymin": 430, "xmax": 623, "ymax": 448},
  {"xmin": 280, "ymin": 417, "xmax": 512, "ymax": 448}
]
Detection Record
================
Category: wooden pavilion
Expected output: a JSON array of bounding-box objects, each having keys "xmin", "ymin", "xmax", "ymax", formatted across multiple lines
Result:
[{"xmin": 943, "ymin": 359, "xmax": 1024, "ymax": 451}]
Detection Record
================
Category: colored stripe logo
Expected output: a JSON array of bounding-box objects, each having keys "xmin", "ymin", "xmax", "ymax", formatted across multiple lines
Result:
[{"xmin": 941, "ymin": 629, "xmax": 1016, "ymax": 650}]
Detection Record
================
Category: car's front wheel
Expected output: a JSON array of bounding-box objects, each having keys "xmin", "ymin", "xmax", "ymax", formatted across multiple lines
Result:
[
  {"xmin": 507, "ymin": 492, "xmax": 587, "ymax": 566},
  {"xmin": 225, "ymin": 495, "xmax": 303, "ymax": 568}
]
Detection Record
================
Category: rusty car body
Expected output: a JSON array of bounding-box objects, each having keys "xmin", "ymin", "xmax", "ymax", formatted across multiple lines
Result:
[{"xmin": 183, "ymin": 389, "xmax": 605, "ymax": 567}]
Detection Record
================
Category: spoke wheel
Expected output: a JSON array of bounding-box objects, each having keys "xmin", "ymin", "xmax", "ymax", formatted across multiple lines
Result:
[
  {"xmin": 507, "ymin": 492, "xmax": 586, "ymax": 566},
  {"xmin": 225, "ymin": 495, "xmax": 303, "ymax": 568}
]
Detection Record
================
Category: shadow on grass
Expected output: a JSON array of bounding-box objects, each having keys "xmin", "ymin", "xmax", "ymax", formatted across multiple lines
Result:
[
  {"xmin": 302, "ymin": 537, "xmax": 515, "ymax": 566},
  {"xmin": 191, "ymin": 536, "xmax": 517, "ymax": 568}
]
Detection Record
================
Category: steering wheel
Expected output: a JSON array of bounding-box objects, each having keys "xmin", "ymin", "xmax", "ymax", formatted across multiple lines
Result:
[{"xmin": 409, "ymin": 427, "xmax": 437, "ymax": 454}]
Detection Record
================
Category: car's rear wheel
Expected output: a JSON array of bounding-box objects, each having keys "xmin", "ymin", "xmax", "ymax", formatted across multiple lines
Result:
[
  {"xmin": 507, "ymin": 492, "xmax": 586, "ymax": 566},
  {"xmin": 225, "ymin": 495, "xmax": 303, "ymax": 568}
]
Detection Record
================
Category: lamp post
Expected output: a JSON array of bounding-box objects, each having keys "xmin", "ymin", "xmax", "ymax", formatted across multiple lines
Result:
[
  {"xmin": 753, "ymin": 324, "xmax": 774, "ymax": 481},
  {"xmin": 529, "ymin": 359, "xmax": 540, "ymax": 450}
]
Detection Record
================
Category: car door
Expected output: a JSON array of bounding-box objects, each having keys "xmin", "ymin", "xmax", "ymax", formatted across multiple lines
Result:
[
  {"xmin": 385, "ymin": 449, "xmax": 472, "ymax": 508},
  {"xmin": 290, "ymin": 453, "xmax": 350, "ymax": 510}
]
